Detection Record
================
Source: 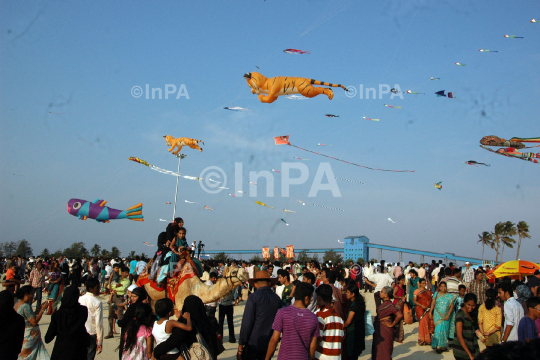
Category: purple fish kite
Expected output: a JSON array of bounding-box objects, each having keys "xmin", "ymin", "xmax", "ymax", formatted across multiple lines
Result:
[{"xmin": 67, "ymin": 198, "xmax": 143, "ymax": 223}]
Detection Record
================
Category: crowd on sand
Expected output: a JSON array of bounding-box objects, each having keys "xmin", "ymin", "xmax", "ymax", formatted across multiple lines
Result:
[{"xmin": 2, "ymin": 251, "xmax": 540, "ymax": 360}]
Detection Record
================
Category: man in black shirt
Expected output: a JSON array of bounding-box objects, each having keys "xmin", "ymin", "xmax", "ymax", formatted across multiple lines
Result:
[{"xmin": 527, "ymin": 270, "xmax": 540, "ymax": 296}]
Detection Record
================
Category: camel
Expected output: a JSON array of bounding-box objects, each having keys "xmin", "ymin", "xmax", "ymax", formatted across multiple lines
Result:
[{"xmin": 142, "ymin": 262, "xmax": 248, "ymax": 311}]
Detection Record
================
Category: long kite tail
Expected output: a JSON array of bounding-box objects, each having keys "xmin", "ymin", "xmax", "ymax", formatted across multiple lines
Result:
[
  {"xmin": 289, "ymin": 144, "xmax": 415, "ymax": 172},
  {"xmin": 310, "ymin": 79, "xmax": 348, "ymax": 91},
  {"xmin": 126, "ymin": 203, "xmax": 144, "ymax": 221}
]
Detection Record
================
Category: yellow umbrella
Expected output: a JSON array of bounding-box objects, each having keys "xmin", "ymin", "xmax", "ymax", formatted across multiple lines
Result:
[{"xmin": 486, "ymin": 260, "xmax": 540, "ymax": 280}]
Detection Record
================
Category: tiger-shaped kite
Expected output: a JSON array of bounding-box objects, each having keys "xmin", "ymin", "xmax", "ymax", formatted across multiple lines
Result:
[{"xmin": 244, "ymin": 72, "xmax": 348, "ymax": 104}]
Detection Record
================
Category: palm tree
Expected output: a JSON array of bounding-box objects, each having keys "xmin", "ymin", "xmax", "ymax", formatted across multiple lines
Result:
[
  {"xmin": 478, "ymin": 232, "xmax": 493, "ymax": 263},
  {"xmin": 516, "ymin": 221, "xmax": 531, "ymax": 260},
  {"xmin": 492, "ymin": 222, "xmax": 505, "ymax": 263},
  {"xmin": 500, "ymin": 221, "xmax": 517, "ymax": 262},
  {"xmin": 90, "ymin": 244, "xmax": 101, "ymax": 258}
]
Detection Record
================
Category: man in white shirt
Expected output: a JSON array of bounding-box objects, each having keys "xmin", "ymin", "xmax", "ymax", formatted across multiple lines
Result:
[
  {"xmin": 205, "ymin": 272, "xmax": 218, "ymax": 319},
  {"xmin": 365, "ymin": 267, "xmax": 394, "ymax": 310},
  {"xmin": 462, "ymin": 262, "xmax": 475, "ymax": 289},
  {"xmin": 79, "ymin": 277, "xmax": 103, "ymax": 359},
  {"xmin": 363, "ymin": 262, "xmax": 374, "ymax": 293},
  {"xmin": 498, "ymin": 282, "xmax": 524, "ymax": 342}
]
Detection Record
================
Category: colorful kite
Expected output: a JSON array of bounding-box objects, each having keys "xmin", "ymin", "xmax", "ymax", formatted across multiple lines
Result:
[
  {"xmin": 281, "ymin": 219, "xmax": 289, "ymax": 226},
  {"xmin": 228, "ymin": 193, "xmax": 240, "ymax": 197},
  {"xmin": 249, "ymin": 181, "xmax": 258, "ymax": 185},
  {"xmin": 185, "ymin": 200, "xmax": 198, "ymax": 204},
  {"xmin": 164, "ymin": 135, "xmax": 203, "ymax": 154},
  {"xmin": 480, "ymin": 146, "xmax": 539, "ymax": 164},
  {"xmin": 244, "ymin": 72, "xmax": 348, "ymax": 103},
  {"xmin": 224, "ymin": 106, "xmax": 252, "ymax": 112},
  {"xmin": 388, "ymin": 218, "xmax": 396, "ymax": 223},
  {"xmin": 504, "ymin": 35, "xmax": 524, "ymax": 38},
  {"xmin": 283, "ymin": 49, "xmax": 310, "ymax": 54},
  {"xmin": 362, "ymin": 117, "xmax": 380, "ymax": 121},
  {"xmin": 143, "ymin": 242, "xmax": 154, "ymax": 246},
  {"xmin": 430, "ymin": 77, "xmax": 440, "ymax": 80},
  {"xmin": 297, "ymin": 199, "xmax": 306, "ymax": 205},
  {"xmin": 325, "ymin": 114, "xmax": 339, "ymax": 118},
  {"xmin": 165, "ymin": 202, "xmax": 172, "ymax": 204},
  {"xmin": 67, "ymin": 199, "xmax": 143, "ymax": 223},
  {"xmin": 455, "ymin": 62, "xmax": 466, "ymax": 66},
  {"xmin": 531, "ymin": 19, "xmax": 538, "ymax": 23},
  {"xmin": 271, "ymin": 169, "xmax": 281, "ymax": 173},
  {"xmin": 204, "ymin": 205, "xmax": 214, "ymax": 210},
  {"xmin": 273, "ymin": 135, "xmax": 415, "ymax": 172},
  {"xmin": 480, "ymin": 136, "xmax": 540, "ymax": 149},
  {"xmin": 435, "ymin": 182, "xmax": 443, "ymax": 190},
  {"xmin": 283, "ymin": 209, "xmax": 296, "ymax": 213},
  {"xmin": 384, "ymin": 104, "xmax": 401, "ymax": 108},
  {"xmin": 435, "ymin": 90, "xmax": 455, "ymax": 98},
  {"xmin": 464, "ymin": 160, "xmax": 490, "ymax": 167},
  {"xmin": 406, "ymin": 90, "xmax": 425, "ymax": 95},
  {"xmin": 479, "ymin": 49, "xmax": 498, "ymax": 52},
  {"xmin": 286, "ymin": 95, "xmax": 308, "ymax": 100},
  {"xmin": 129, "ymin": 157, "xmax": 202, "ymax": 180},
  {"xmin": 255, "ymin": 200, "xmax": 274, "ymax": 209},
  {"xmin": 293, "ymin": 157, "xmax": 309, "ymax": 160}
]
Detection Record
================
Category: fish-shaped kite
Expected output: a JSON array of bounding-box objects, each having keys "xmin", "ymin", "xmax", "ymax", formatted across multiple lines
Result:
[
  {"xmin": 406, "ymin": 90, "xmax": 425, "ymax": 95},
  {"xmin": 283, "ymin": 209, "xmax": 296, "ymax": 213},
  {"xmin": 281, "ymin": 219, "xmax": 289, "ymax": 226},
  {"xmin": 204, "ymin": 205, "xmax": 214, "ymax": 210},
  {"xmin": 283, "ymin": 49, "xmax": 310, "ymax": 54},
  {"xmin": 384, "ymin": 104, "xmax": 401, "ymax": 108},
  {"xmin": 362, "ymin": 117, "xmax": 380, "ymax": 121},
  {"xmin": 464, "ymin": 160, "xmax": 490, "ymax": 167},
  {"xmin": 435, "ymin": 90, "xmax": 455, "ymax": 98},
  {"xmin": 430, "ymin": 77, "xmax": 440, "ymax": 80},
  {"xmin": 255, "ymin": 201, "xmax": 274, "ymax": 209},
  {"xmin": 67, "ymin": 199, "xmax": 143, "ymax": 223},
  {"xmin": 325, "ymin": 114, "xmax": 339, "ymax": 118},
  {"xmin": 504, "ymin": 35, "xmax": 524, "ymax": 38},
  {"xmin": 479, "ymin": 49, "xmax": 498, "ymax": 52},
  {"xmin": 224, "ymin": 106, "xmax": 252, "ymax": 112},
  {"xmin": 455, "ymin": 62, "xmax": 466, "ymax": 66},
  {"xmin": 434, "ymin": 182, "xmax": 443, "ymax": 190}
]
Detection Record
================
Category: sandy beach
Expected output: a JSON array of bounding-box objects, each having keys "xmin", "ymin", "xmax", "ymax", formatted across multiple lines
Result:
[{"xmin": 34, "ymin": 288, "xmax": 485, "ymax": 360}]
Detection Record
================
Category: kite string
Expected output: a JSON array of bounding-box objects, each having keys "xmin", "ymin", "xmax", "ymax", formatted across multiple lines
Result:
[{"xmin": 289, "ymin": 144, "xmax": 415, "ymax": 173}]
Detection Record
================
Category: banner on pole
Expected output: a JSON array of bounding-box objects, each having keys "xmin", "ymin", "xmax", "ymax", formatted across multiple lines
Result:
[
  {"xmin": 262, "ymin": 247, "xmax": 270, "ymax": 259},
  {"xmin": 286, "ymin": 245, "xmax": 295, "ymax": 259},
  {"xmin": 273, "ymin": 246, "xmax": 279, "ymax": 260}
]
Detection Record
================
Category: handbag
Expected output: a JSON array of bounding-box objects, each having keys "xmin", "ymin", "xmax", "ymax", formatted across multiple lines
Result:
[
  {"xmin": 181, "ymin": 324, "xmax": 214, "ymax": 360},
  {"xmin": 364, "ymin": 310, "xmax": 375, "ymax": 336}
]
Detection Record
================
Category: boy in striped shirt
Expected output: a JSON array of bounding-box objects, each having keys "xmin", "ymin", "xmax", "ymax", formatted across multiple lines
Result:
[{"xmin": 314, "ymin": 284, "xmax": 344, "ymax": 360}]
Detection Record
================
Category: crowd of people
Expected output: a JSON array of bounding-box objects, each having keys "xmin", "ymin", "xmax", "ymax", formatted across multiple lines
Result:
[{"xmin": 1, "ymin": 252, "xmax": 540, "ymax": 360}]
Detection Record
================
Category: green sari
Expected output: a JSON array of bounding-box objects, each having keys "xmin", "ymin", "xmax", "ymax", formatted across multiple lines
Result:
[{"xmin": 431, "ymin": 292, "xmax": 456, "ymax": 351}]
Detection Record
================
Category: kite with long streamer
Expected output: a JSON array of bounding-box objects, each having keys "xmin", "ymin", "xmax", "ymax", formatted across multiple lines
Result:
[
  {"xmin": 362, "ymin": 117, "xmax": 380, "ymax": 121},
  {"xmin": 281, "ymin": 219, "xmax": 289, "ymax": 226},
  {"xmin": 325, "ymin": 114, "xmax": 339, "ymax": 118},
  {"xmin": 504, "ymin": 35, "xmax": 524, "ymax": 38},
  {"xmin": 297, "ymin": 199, "xmax": 305, "ymax": 205},
  {"xmin": 531, "ymin": 19, "xmax": 538, "ymax": 23},
  {"xmin": 480, "ymin": 146, "xmax": 539, "ymax": 164},
  {"xmin": 384, "ymin": 104, "xmax": 401, "ymax": 108},
  {"xmin": 293, "ymin": 157, "xmax": 309, "ymax": 160},
  {"xmin": 143, "ymin": 242, "xmax": 154, "ymax": 246},
  {"xmin": 479, "ymin": 49, "xmax": 498, "ymax": 52},
  {"xmin": 283, "ymin": 209, "xmax": 296, "ymax": 213},
  {"xmin": 388, "ymin": 218, "xmax": 396, "ymax": 224},
  {"xmin": 255, "ymin": 201, "xmax": 274, "ymax": 209},
  {"xmin": 224, "ymin": 106, "xmax": 252, "ymax": 112},
  {"xmin": 480, "ymin": 136, "xmax": 540, "ymax": 149},
  {"xmin": 273, "ymin": 135, "xmax": 415, "ymax": 172},
  {"xmin": 185, "ymin": 200, "xmax": 198, "ymax": 204},
  {"xmin": 464, "ymin": 160, "xmax": 490, "ymax": 167},
  {"xmin": 317, "ymin": 143, "xmax": 333, "ymax": 146},
  {"xmin": 283, "ymin": 49, "xmax": 310, "ymax": 54},
  {"xmin": 430, "ymin": 77, "xmax": 440, "ymax": 80},
  {"xmin": 455, "ymin": 62, "xmax": 466, "ymax": 66},
  {"xmin": 406, "ymin": 90, "xmax": 425, "ymax": 95},
  {"xmin": 129, "ymin": 157, "xmax": 202, "ymax": 180}
]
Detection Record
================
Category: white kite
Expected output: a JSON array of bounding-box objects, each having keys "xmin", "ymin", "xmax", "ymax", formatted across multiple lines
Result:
[
  {"xmin": 388, "ymin": 218, "xmax": 396, "ymax": 223},
  {"xmin": 185, "ymin": 200, "xmax": 198, "ymax": 204}
]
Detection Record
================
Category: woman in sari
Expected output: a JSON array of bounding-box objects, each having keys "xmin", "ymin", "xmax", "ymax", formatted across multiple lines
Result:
[
  {"xmin": 407, "ymin": 269, "xmax": 419, "ymax": 318},
  {"xmin": 46, "ymin": 263, "xmax": 65, "ymax": 315},
  {"xmin": 413, "ymin": 278, "xmax": 433, "ymax": 345},
  {"xmin": 392, "ymin": 275, "xmax": 406, "ymax": 343},
  {"xmin": 372, "ymin": 286, "xmax": 403, "ymax": 360},
  {"xmin": 343, "ymin": 282, "xmax": 366, "ymax": 359},
  {"xmin": 430, "ymin": 281, "xmax": 456, "ymax": 353},
  {"xmin": 14, "ymin": 285, "xmax": 50, "ymax": 360}
]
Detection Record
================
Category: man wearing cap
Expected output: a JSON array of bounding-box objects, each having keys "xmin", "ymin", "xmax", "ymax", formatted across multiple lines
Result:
[
  {"xmin": 238, "ymin": 270, "xmax": 281, "ymax": 360},
  {"xmin": 527, "ymin": 270, "xmax": 540, "ymax": 296},
  {"xmin": 462, "ymin": 262, "xmax": 475, "ymax": 290}
]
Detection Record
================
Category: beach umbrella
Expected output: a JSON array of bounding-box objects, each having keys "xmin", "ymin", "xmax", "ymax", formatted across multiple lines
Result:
[{"xmin": 486, "ymin": 260, "xmax": 540, "ymax": 280}]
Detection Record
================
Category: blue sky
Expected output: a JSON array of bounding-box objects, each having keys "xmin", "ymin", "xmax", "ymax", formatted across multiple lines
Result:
[{"xmin": 1, "ymin": 0, "xmax": 539, "ymax": 263}]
